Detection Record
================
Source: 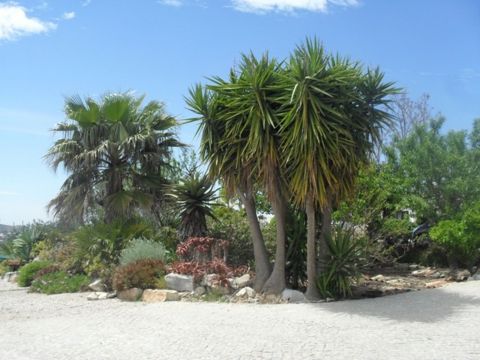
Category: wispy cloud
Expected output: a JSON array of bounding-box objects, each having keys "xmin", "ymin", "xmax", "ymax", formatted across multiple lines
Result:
[
  {"xmin": 158, "ymin": 0, "xmax": 183, "ymax": 7},
  {"xmin": 62, "ymin": 11, "xmax": 75, "ymax": 20},
  {"xmin": 0, "ymin": 191, "xmax": 19, "ymax": 196},
  {"xmin": 82, "ymin": 0, "xmax": 92, "ymax": 7},
  {"xmin": 232, "ymin": 0, "xmax": 359, "ymax": 13},
  {"xmin": 0, "ymin": 3, "xmax": 56, "ymax": 41}
]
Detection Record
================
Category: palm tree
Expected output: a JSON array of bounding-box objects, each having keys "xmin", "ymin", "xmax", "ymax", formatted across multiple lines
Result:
[
  {"xmin": 186, "ymin": 83, "xmax": 272, "ymax": 291},
  {"xmin": 208, "ymin": 54, "xmax": 290, "ymax": 294},
  {"xmin": 281, "ymin": 39, "xmax": 397, "ymax": 299},
  {"xmin": 46, "ymin": 92, "xmax": 183, "ymax": 224}
]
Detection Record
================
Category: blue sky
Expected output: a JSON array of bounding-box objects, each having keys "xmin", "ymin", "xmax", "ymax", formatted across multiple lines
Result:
[{"xmin": 0, "ymin": 0, "xmax": 479, "ymax": 224}]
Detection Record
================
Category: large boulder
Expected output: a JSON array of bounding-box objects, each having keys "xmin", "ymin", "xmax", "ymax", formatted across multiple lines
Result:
[
  {"xmin": 142, "ymin": 289, "xmax": 180, "ymax": 303},
  {"xmin": 281, "ymin": 289, "xmax": 306, "ymax": 303},
  {"xmin": 165, "ymin": 273, "xmax": 194, "ymax": 292},
  {"xmin": 117, "ymin": 288, "xmax": 143, "ymax": 301}
]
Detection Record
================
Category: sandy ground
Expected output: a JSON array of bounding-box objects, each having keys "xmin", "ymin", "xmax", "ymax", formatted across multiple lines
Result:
[{"xmin": 1, "ymin": 280, "xmax": 479, "ymax": 360}]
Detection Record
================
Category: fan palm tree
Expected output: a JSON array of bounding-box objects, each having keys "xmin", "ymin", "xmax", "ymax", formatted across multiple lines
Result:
[{"xmin": 46, "ymin": 92, "xmax": 183, "ymax": 224}]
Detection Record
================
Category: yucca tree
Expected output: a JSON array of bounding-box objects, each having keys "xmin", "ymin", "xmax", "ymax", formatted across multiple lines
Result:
[
  {"xmin": 46, "ymin": 92, "xmax": 183, "ymax": 224},
  {"xmin": 171, "ymin": 172, "xmax": 217, "ymax": 240},
  {"xmin": 281, "ymin": 39, "xmax": 397, "ymax": 299},
  {"xmin": 186, "ymin": 83, "xmax": 272, "ymax": 291},
  {"xmin": 208, "ymin": 54, "xmax": 290, "ymax": 294}
]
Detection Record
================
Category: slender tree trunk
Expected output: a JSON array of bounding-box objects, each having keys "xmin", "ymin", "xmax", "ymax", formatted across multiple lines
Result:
[
  {"xmin": 318, "ymin": 195, "xmax": 333, "ymax": 274},
  {"xmin": 237, "ymin": 186, "xmax": 271, "ymax": 292},
  {"xmin": 262, "ymin": 189, "xmax": 287, "ymax": 295},
  {"xmin": 305, "ymin": 197, "xmax": 320, "ymax": 300}
]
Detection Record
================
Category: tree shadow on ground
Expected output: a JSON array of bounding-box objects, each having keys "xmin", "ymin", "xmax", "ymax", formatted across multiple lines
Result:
[{"xmin": 308, "ymin": 283, "xmax": 480, "ymax": 323}]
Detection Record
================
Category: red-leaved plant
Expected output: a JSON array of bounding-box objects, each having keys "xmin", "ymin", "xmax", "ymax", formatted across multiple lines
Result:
[{"xmin": 176, "ymin": 237, "xmax": 229, "ymax": 264}]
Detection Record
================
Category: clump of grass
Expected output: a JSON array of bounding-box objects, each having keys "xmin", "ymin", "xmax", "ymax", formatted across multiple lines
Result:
[
  {"xmin": 30, "ymin": 271, "xmax": 90, "ymax": 295},
  {"xmin": 17, "ymin": 261, "xmax": 52, "ymax": 287}
]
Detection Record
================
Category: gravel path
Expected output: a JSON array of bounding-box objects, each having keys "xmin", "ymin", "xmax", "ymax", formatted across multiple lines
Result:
[{"xmin": 1, "ymin": 280, "xmax": 479, "ymax": 360}]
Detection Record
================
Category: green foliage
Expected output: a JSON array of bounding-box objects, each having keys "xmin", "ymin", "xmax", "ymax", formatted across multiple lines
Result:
[
  {"xmin": 430, "ymin": 202, "xmax": 480, "ymax": 269},
  {"xmin": 45, "ymin": 92, "xmax": 183, "ymax": 224},
  {"xmin": 71, "ymin": 220, "xmax": 154, "ymax": 274},
  {"xmin": 119, "ymin": 238, "xmax": 170, "ymax": 266},
  {"xmin": 316, "ymin": 230, "xmax": 364, "ymax": 299},
  {"xmin": 0, "ymin": 261, "xmax": 10, "ymax": 276},
  {"xmin": 17, "ymin": 261, "xmax": 52, "ymax": 287},
  {"xmin": 208, "ymin": 205, "xmax": 254, "ymax": 267},
  {"xmin": 112, "ymin": 259, "xmax": 165, "ymax": 291},
  {"xmin": 0, "ymin": 225, "xmax": 45, "ymax": 263},
  {"xmin": 30, "ymin": 271, "xmax": 90, "ymax": 295},
  {"xmin": 386, "ymin": 118, "xmax": 480, "ymax": 223},
  {"xmin": 171, "ymin": 172, "xmax": 217, "ymax": 240}
]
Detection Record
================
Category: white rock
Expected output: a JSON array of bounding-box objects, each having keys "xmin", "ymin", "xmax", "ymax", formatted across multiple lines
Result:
[
  {"xmin": 371, "ymin": 274, "xmax": 385, "ymax": 281},
  {"xmin": 281, "ymin": 289, "xmax": 306, "ymax": 303},
  {"xmin": 88, "ymin": 279, "xmax": 105, "ymax": 292},
  {"xmin": 165, "ymin": 273, "xmax": 194, "ymax": 292},
  {"xmin": 235, "ymin": 287, "xmax": 255, "ymax": 298},
  {"xmin": 87, "ymin": 292, "xmax": 114, "ymax": 301},
  {"xmin": 231, "ymin": 274, "xmax": 251, "ymax": 289}
]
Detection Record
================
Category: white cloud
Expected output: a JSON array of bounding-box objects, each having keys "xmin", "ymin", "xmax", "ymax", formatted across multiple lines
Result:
[
  {"xmin": 62, "ymin": 11, "xmax": 75, "ymax": 20},
  {"xmin": 0, "ymin": 191, "xmax": 19, "ymax": 196},
  {"xmin": 82, "ymin": 0, "xmax": 92, "ymax": 7},
  {"xmin": 232, "ymin": 0, "xmax": 358, "ymax": 13},
  {"xmin": 158, "ymin": 0, "xmax": 183, "ymax": 7},
  {"xmin": 0, "ymin": 3, "xmax": 56, "ymax": 41}
]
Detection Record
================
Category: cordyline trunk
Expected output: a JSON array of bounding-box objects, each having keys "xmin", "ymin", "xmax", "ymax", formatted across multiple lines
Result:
[
  {"xmin": 305, "ymin": 197, "xmax": 320, "ymax": 300},
  {"xmin": 262, "ymin": 187, "xmax": 288, "ymax": 295},
  {"xmin": 318, "ymin": 194, "xmax": 333, "ymax": 274},
  {"xmin": 237, "ymin": 186, "xmax": 271, "ymax": 292}
]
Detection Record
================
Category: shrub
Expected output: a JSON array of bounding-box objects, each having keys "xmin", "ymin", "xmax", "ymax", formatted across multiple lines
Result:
[
  {"xmin": 430, "ymin": 205, "xmax": 480, "ymax": 270},
  {"xmin": 33, "ymin": 264, "xmax": 61, "ymax": 279},
  {"xmin": 72, "ymin": 219, "xmax": 155, "ymax": 271},
  {"xmin": 112, "ymin": 259, "xmax": 165, "ymax": 291},
  {"xmin": 119, "ymin": 238, "xmax": 170, "ymax": 266},
  {"xmin": 176, "ymin": 236, "xmax": 228, "ymax": 264},
  {"xmin": 30, "ymin": 271, "xmax": 90, "ymax": 295},
  {"xmin": 17, "ymin": 261, "xmax": 52, "ymax": 287},
  {"xmin": 317, "ymin": 230, "xmax": 364, "ymax": 299},
  {"xmin": 0, "ymin": 261, "xmax": 10, "ymax": 277},
  {"xmin": 207, "ymin": 206, "xmax": 254, "ymax": 267}
]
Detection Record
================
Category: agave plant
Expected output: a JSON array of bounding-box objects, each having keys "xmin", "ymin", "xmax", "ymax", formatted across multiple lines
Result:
[{"xmin": 316, "ymin": 228, "xmax": 365, "ymax": 299}]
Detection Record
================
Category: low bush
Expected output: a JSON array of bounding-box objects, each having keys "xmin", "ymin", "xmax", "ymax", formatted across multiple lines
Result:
[
  {"xmin": 430, "ymin": 202, "xmax": 480, "ymax": 270},
  {"xmin": 317, "ymin": 230, "xmax": 364, "ymax": 299},
  {"xmin": 0, "ymin": 261, "xmax": 10, "ymax": 277},
  {"xmin": 17, "ymin": 261, "xmax": 52, "ymax": 287},
  {"xmin": 30, "ymin": 271, "xmax": 90, "ymax": 295},
  {"xmin": 112, "ymin": 259, "xmax": 165, "ymax": 291},
  {"xmin": 119, "ymin": 238, "xmax": 170, "ymax": 266},
  {"xmin": 33, "ymin": 264, "xmax": 61, "ymax": 279}
]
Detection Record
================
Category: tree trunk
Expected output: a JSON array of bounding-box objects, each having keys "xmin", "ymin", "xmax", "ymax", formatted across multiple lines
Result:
[
  {"xmin": 305, "ymin": 197, "xmax": 320, "ymax": 300},
  {"xmin": 262, "ymin": 190, "xmax": 287, "ymax": 295},
  {"xmin": 318, "ymin": 195, "xmax": 333, "ymax": 274},
  {"xmin": 237, "ymin": 187, "xmax": 271, "ymax": 292}
]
